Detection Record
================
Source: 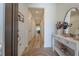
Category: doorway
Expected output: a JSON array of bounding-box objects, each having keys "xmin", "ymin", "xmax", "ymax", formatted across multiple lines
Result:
[{"xmin": 28, "ymin": 8, "xmax": 44, "ymax": 48}]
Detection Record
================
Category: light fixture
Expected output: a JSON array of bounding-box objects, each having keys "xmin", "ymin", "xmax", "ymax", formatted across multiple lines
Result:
[{"xmin": 35, "ymin": 10, "xmax": 39, "ymax": 14}]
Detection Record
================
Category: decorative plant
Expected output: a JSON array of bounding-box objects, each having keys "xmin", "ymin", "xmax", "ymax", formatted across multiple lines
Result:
[
  {"xmin": 56, "ymin": 21, "xmax": 63, "ymax": 29},
  {"xmin": 56, "ymin": 21, "xmax": 69, "ymax": 29}
]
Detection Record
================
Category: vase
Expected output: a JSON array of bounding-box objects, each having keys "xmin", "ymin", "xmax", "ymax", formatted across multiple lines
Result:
[{"xmin": 57, "ymin": 28, "xmax": 63, "ymax": 35}]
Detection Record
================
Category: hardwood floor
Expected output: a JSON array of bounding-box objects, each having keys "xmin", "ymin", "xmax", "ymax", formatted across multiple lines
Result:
[
  {"xmin": 22, "ymin": 34, "xmax": 55, "ymax": 56},
  {"xmin": 23, "ymin": 48, "xmax": 55, "ymax": 56},
  {"xmin": 28, "ymin": 34, "xmax": 43, "ymax": 48}
]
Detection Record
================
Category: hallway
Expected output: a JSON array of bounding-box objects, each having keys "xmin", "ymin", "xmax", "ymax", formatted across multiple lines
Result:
[{"xmin": 17, "ymin": 3, "xmax": 55, "ymax": 56}]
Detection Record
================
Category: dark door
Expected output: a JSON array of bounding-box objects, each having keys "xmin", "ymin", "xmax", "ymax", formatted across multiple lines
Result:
[{"xmin": 5, "ymin": 3, "xmax": 18, "ymax": 56}]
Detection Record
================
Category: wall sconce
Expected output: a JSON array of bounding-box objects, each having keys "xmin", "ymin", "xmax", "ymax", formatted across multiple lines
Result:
[{"xmin": 36, "ymin": 24, "xmax": 40, "ymax": 34}]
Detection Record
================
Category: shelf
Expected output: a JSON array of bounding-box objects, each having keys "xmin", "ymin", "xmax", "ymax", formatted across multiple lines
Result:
[
  {"xmin": 54, "ymin": 36, "xmax": 76, "ymax": 50},
  {"xmin": 53, "ymin": 35, "xmax": 79, "ymax": 56},
  {"xmin": 55, "ymin": 47, "xmax": 66, "ymax": 56},
  {"xmin": 55, "ymin": 35, "xmax": 79, "ymax": 43}
]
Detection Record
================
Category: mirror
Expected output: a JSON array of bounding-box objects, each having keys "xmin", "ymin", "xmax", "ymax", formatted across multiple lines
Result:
[{"xmin": 63, "ymin": 7, "xmax": 79, "ymax": 36}]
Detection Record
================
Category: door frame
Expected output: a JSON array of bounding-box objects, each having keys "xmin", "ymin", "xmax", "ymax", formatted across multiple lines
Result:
[{"xmin": 5, "ymin": 3, "xmax": 18, "ymax": 56}]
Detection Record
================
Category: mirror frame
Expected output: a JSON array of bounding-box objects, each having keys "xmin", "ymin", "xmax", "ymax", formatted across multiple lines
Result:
[{"xmin": 63, "ymin": 7, "xmax": 79, "ymax": 34}]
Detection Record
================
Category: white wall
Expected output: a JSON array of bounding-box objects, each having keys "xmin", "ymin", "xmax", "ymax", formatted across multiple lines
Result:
[
  {"xmin": 0, "ymin": 3, "xmax": 5, "ymax": 56},
  {"xmin": 18, "ymin": 4, "xmax": 28, "ymax": 56},
  {"xmin": 27, "ymin": 3, "xmax": 56, "ymax": 47}
]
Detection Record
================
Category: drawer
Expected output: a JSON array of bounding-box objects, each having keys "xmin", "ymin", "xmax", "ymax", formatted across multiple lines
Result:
[{"xmin": 55, "ymin": 37, "xmax": 76, "ymax": 50}]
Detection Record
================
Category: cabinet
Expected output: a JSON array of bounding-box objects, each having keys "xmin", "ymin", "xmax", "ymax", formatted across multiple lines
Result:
[{"xmin": 53, "ymin": 35, "xmax": 79, "ymax": 56}]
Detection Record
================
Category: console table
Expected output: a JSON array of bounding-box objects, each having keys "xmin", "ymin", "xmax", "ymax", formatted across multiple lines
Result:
[{"xmin": 52, "ymin": 35, "xmax": 79, "ymax": 56}]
